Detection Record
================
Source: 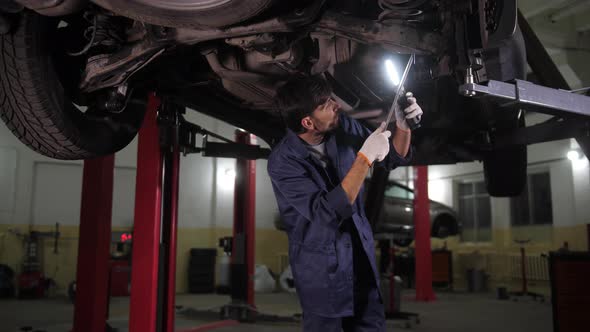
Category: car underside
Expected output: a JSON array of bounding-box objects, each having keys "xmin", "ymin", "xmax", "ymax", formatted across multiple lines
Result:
[{"xmin": 1, "ymin": 0, "xmax": 533, "ymax": 196}]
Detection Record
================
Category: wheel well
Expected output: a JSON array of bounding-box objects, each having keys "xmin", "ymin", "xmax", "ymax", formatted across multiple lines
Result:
[{"xmin": 431, "ymin": 214, "xmax": 458, "ymax": 238}]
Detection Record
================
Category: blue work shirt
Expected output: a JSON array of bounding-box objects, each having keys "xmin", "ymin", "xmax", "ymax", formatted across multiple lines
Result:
[{"xmin": 268, "ymin": 113, "xmax": 412, "ymax": 317}]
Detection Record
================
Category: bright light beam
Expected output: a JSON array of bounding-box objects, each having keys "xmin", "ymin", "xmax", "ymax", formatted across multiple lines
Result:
[{"xmin": 385, "ymin": 59, "xmax": 400, "ymax": 86}]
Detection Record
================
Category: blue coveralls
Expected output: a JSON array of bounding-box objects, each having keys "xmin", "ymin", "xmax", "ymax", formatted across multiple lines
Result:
[{"xmin": 268, "ymin": 113, "xmax": 412, "ymax": 331}]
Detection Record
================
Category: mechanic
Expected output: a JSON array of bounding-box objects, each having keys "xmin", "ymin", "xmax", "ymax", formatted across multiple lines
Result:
[{"xmin": 268, "ymin": 75, "xmax": 423, "ymax": 331}]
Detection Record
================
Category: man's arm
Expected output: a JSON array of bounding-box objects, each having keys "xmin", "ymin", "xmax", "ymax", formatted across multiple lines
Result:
[
  {"xmin": 393, "ymin": 127, "xmax": 411, "ymax": 158},
  {"xmin": 269, "ymin": 160, "xmax": 355, "ymax": 230},
  {"xmin": 341, "ymin": 156, "xmax": 371, "ymax": 203}
]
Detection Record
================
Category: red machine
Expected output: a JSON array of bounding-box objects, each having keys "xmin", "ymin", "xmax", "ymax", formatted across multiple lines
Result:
[
  {"xmin": 16, "ymin": 224, "xmax": 60, "ymax": 299},
  {"xmin": 17, "ymin": 271, "xmax": 45, "ymax": 299}
]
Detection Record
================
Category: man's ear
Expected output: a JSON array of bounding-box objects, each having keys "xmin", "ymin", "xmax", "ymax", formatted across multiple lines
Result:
[{"xmin": 301, "ymin": 116, "xmax": 314, "ymax": 131}]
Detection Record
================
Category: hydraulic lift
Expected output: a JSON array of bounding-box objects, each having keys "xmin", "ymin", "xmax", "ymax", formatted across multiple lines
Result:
[
  {"xmin": 458, "ymin": 79, "xmax": 590, "ymax": 153},
  {"xmin": 73, "ymin": 93, "xmax": 270, "ymax": 332}
]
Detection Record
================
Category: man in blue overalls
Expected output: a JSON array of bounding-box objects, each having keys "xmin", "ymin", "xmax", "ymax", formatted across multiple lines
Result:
[{"xmin": 268, "ymin": 76, "xmax": 422, "ymax": 331}]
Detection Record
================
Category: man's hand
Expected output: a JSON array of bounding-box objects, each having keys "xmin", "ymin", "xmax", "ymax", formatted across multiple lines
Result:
[
  {"xmin": 358, "ymin": 122, "xmax": 391, "ymax": 165},
  {"xmin": 395, "ymin": 95, "xmax": 423, "ymax": 131}
]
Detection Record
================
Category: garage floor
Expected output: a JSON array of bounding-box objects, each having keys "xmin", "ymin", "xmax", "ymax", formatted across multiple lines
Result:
[{"xmin": 0, "ymin": 291, "xmax": 551, "ymax": 332}]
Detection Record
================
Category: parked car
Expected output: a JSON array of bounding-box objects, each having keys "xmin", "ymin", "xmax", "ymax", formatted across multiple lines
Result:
[
  {"xmin": 275, "ymin": 180, "xmax": 460, "ymax": 247},
  {"xmin": 373, "ymin": 181, "xmax": 460, "ymax": 247},
  {"xmin": 0, "ymin": 0, "xmax": 527, "ymax": 196}
]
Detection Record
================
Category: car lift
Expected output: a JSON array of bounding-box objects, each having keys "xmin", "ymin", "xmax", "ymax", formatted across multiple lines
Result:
[
  {"xmin": 72, "ymin": 93, "xmax": 271, "ymax": 332},
  {"xmin": 459, "ymin": 79, "xmax": 590, "ymax": 152}
]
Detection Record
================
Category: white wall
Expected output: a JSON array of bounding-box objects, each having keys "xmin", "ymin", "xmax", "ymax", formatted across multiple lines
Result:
[
  {"xmin": 570, "ymin": 140, "xmax": 590, "ymax": 226},
  {"xmin": 0, "ymin": 108, "xmax": 279, "ymax": 230},
  {"xmin": 30, "ymin": 163, "xmax": 136, "ymax": 226},
  {"xmin": 425, "ymin": 138, "xmax": 589, "ymax": 237},
  {"xmin": 0, "ymin": 147, "xmax": 17, "ymax": 218}
]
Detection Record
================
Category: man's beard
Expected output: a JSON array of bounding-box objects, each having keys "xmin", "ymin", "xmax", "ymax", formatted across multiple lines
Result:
[{"xmin": 322, "ymin": 117, "xmax": 339, "ymax": 133}]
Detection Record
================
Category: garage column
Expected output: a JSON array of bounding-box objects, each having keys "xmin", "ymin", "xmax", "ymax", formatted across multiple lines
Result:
[
  {"xmin": 72, "ymin": 155, "xmax": 115, "ymax": 332},
  {"xmin": 129, "ymin": 94, "xmax": 164, "ymax": 332},
  {"xmin": 413, "ymin": 166, "xmax": 436, "ymax": 301},
  {"xmin": 231, "ymin": 131, "xmax": 256, "ymax": 308}
]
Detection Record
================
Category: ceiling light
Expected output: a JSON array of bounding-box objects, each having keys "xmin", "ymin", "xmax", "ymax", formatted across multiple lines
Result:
[{"xmin": 567, "ymin": 150, "xmax": 580, "ymax": 161}]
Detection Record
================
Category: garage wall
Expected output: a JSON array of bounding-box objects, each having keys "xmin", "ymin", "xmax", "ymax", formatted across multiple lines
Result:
[
  {"xmin": 0, "ymin": 110, "xmax": 279, "ymax": 229},
  {"xmin": 30, "ymin": 163, "xmax": 136, "ymax": 227},
  {"xmin": 421, "ymin": 137, "xmax": 589, "ymax": 295},
  {"xmin": 0, "ymin": 147, "xmax": 16, "ymax": 220}
]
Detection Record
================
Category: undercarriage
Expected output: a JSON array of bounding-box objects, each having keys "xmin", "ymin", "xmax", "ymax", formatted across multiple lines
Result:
[{"xmin": 2, "ymin": 0, "xmax": 587, "ymax": 196}]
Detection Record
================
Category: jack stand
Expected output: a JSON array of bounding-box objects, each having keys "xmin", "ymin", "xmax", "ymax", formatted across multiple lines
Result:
[
  {"xmin": 376, "ymin": 235, "xmax": 420, "ymax": 328},
  {"xmin": 509, "ymin": 240, "xmax": 544, "ymax": 302}
]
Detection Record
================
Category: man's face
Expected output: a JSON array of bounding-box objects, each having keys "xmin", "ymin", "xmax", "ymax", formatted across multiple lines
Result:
[{"xmin": 308, "ymin": 97, "xmax": 340, "ymax": 134}]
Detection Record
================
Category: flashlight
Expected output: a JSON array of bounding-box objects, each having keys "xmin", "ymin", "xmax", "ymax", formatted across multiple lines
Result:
[{"xmin": 384, "ymin": 55, "xmax": 421, "ymax": 131}]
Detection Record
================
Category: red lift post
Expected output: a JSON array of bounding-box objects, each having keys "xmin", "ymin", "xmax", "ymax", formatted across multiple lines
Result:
[
  {"xmin": 128, "ymin": 94, "xmax": 183, "ymax": 332},
  {"xmin": 73, "ymin": 156, "xmax": 115, "ymax": 332},
  {"xmin": 222, "ymin": 131, "xmax": 257, "ymax": 321},
  {"xmin": 128, "ymin": 93, "xmax": 164, "ymax": 332},
  {"xmin": 413, "ymin": 166, "xmax": 436, "ymax": 301},
  {"xmin": 161, "ymin": 101, "xmax": 182, "ymax": 332},
  {"xmin": 234, "ymin": 131, "xmax": 256, "ymax": 307}
]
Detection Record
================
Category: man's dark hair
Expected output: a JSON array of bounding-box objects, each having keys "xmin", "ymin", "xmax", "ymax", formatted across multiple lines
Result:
[{"xmin": 274, "ymin": 75, "xmax": 333, "ymax": 133}]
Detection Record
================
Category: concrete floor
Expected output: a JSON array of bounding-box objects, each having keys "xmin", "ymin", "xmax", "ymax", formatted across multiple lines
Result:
[{"xmin": 0, "ymin": 290, "xmax": 552, "ymax": 332}]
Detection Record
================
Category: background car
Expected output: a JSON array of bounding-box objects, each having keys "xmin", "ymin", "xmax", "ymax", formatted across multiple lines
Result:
[
  {"xmin": 373, "ymin": 181, "xmax": 460, "ymax": 247},
  {"xmin": 275, "ymin": 180, "xmax": 460, "ymax": 247}
]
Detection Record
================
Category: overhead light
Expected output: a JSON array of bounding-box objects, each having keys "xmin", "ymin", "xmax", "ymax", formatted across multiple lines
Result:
[
  {"xmin": 224, "ymin": 168, "xmax": 236, "ymax": 180},
  {"xmin": 568, "ymin": 149, "xmax": 589, "ymax": 169},
  {"xmin": 567, "ymin": 149, "xmax": 581, "ymax": 161},
  {"xmin": 219, "ymin": 168, "xmax": 237, "ymax": 190},
  {"xmin": 404, "ymin": 207, "xmax": 412, "ymax": 212},
  {"xmin": 385, "ymin": 59, "xmax": 400, "ymax": 86}
]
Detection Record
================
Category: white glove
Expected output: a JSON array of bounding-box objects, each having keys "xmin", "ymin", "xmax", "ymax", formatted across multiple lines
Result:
[
  {"xmin": 395, "ymin": 94, "xmax": 423, "ymax": 131},
  {"xmin": 358, "ymin": 122, "xmax": 391, "ymax": 165}
]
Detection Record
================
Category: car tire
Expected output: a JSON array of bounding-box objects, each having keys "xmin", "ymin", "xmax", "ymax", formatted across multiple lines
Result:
[
  {"xmin": 0, "ymin": 11, "xmax": 146, "ymax": 160},
  {"xmin": 432, "ymin": 214, "xmax": 458, "ymax": 238},
  {"xmin": 92, "ymin": 0, "xmax": 276, "ymax": 28},
  {"xmin": 393, "ymin": 238, "xmax": 413, "ymax": 248},
  {"xmin": 482, "ymin": 25, "xmax": 527, "ymax": 197}
]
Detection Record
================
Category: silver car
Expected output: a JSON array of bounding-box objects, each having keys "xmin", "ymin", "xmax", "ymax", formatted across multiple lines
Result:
[
  {"xmin": 275, "ymin": 180, "xmax": 460, "ymax": 247},
  {"xmin": 373, "ymin": 181, "xmax": 460, "ymax": 247}
]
